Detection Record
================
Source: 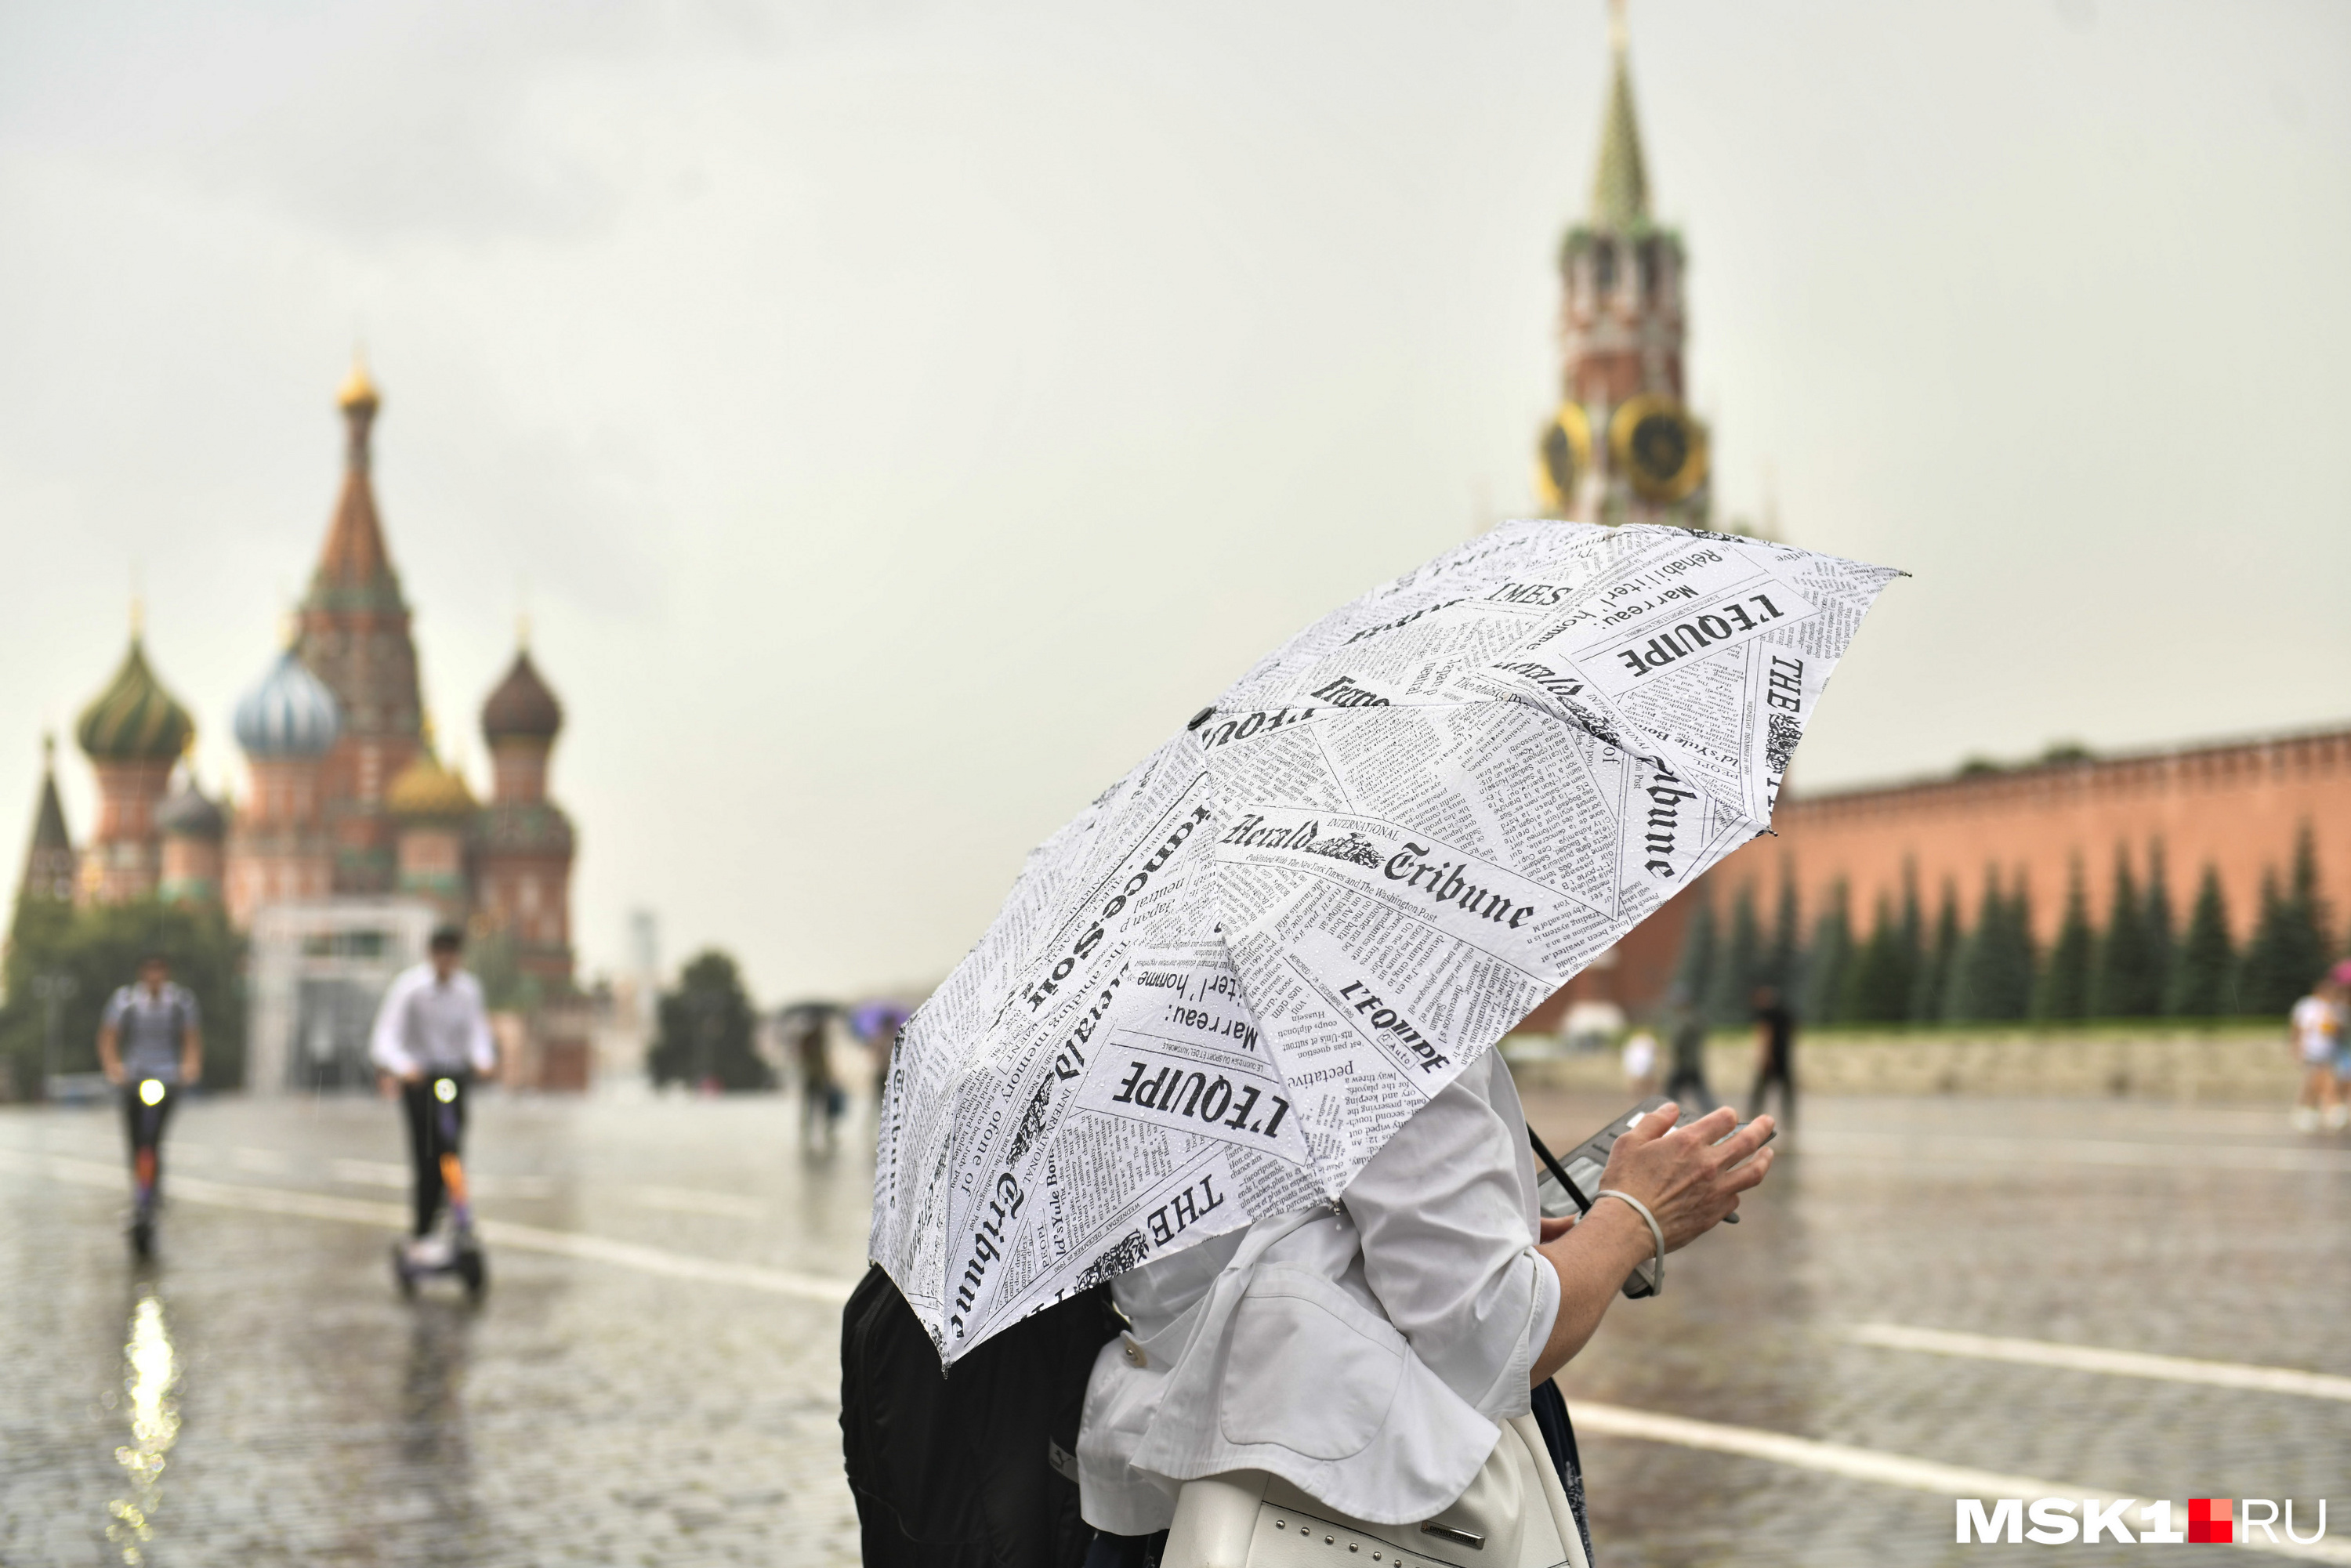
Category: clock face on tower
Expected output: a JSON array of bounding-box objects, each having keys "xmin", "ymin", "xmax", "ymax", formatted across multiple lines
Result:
[
  {"xmin": 1607, "ymin": 393, "xmax": 1709, "ymax": 504},
  {"xmin": 1534, "ymin": 403, "xmax": 1594, "ymax": 512}
]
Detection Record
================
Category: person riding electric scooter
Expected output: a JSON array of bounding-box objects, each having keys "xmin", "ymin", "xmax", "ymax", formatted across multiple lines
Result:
[
  {"xmin": 97, "ymin": 954, "xmax": 203, "ymax": 1259},
  {"xmin": 370, "ymin": 925, "xmax": 498, "ymax": 1298}
]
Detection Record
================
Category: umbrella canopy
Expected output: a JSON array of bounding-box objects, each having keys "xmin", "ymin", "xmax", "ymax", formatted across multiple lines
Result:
[{"xmin": 873, "ymin": 521, "xmax": 1900, "ymax": 1363}]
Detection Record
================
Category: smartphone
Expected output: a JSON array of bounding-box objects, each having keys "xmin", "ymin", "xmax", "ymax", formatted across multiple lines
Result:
[{"xmin": 1530, "ymin": 1099, "xmax": 1774, "ymax": 1299}]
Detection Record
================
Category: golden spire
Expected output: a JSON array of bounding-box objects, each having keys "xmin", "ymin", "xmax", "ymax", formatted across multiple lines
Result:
[{"xmin": 336, "ymin": 346, "xmax": 379, "ymax": 411}]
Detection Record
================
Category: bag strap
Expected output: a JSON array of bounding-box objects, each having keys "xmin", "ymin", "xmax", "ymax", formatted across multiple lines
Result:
[{"xmin": 1527, "ymin": 1126, "xmax": 1592, "ymax": 1213}]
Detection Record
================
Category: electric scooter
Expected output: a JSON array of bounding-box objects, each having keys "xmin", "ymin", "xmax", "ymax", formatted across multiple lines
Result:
[
  {"xmin": 126, "ymin": 1077, "xmax": 168, "ymax": 1260},
  {"xmin": 390, "ymin": 1074, "xmax": 487, "ymax": 1302}
]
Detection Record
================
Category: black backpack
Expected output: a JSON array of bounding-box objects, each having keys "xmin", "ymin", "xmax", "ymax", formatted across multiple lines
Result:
[{"xmin": 841, "ymin": 1264, "xmax": 1122, "ymax": 1567}]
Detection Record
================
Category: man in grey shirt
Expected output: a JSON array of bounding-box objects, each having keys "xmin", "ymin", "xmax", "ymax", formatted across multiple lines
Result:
[{"xmin": 98, "ymin": 953, "xmax": 203, "ymax": 1252}]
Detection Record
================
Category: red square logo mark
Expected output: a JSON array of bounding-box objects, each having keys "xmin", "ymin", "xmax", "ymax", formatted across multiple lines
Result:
[{"xmin": 2188, "ymin": 1499, "xmax": 2233, "ymax": 1544}]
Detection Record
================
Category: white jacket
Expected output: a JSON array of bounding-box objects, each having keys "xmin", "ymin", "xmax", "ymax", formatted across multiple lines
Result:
[{"xmin": 1078, "ymin": 1050, "xmax": 1560, "ymax": 1532}]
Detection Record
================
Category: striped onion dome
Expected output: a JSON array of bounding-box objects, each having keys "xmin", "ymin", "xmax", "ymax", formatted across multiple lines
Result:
[
  {"xmin": 387, "ymin": 742, "xmax": 477, "ymax": 820},
  {"xmin": 76, "ymin": 637, "xmax": 194, "ymax": 762},
  {"xmin": 234, "ymin": 649, "xmax": 343, "ymax": 759}
]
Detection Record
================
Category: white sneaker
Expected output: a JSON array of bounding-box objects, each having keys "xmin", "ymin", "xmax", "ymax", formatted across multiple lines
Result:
[
  {"xmin": 403, "ymin": 1234, "xmax": 455, "ymax": 1269},
  {"xmin": 2292, "ymin": 1105, "xmax": 2320, "ymax": 1132},
  {"xmin": 2327, "ymin": 1104, "xmax": 2349, "ymax": 1132}
]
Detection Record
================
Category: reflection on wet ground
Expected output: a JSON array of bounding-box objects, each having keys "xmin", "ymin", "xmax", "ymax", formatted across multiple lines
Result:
[
  {"xmin": 106, "ymin": 1285, "xmax": 181, "ymax": 1565},
  {"xmin": 1, "ymin": 1088, "xmax": 2346, "ymax": 1565}
]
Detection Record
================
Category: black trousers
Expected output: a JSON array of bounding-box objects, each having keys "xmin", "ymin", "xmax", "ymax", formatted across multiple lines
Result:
[
  {"xmin": 400, "ymin": 1076, "xmax": 469, "ymax": 1237},
  {"xmin": 1750, "ymin": 1060, "xmax": 1796, "ymax": 1126},
  {"xmin": 121, "ymin": 1080, "xmax": 176, "ymax": 1198}
]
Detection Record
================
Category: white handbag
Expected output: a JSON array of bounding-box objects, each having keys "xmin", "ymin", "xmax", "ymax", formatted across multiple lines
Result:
[{"xmin": 1160, "ymin": 1411, "xmax": 1590, "ymax": 1568}]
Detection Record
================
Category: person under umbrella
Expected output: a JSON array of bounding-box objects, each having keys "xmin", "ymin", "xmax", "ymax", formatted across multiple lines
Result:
[{"xmin": 850, "ymin": 521, "xmax": 1900, "ymax": 1565}]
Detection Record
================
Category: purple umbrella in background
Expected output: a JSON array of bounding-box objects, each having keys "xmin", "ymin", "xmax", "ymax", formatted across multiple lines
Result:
[{"xmin": 848, "ymin": 1001, "xmax": 915, "ymax": 1045}]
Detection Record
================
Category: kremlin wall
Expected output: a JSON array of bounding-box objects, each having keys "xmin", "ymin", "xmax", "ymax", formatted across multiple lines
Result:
[{"xmin": 13, "ymin": 362, "xmax": 586, "ymax": 1092}]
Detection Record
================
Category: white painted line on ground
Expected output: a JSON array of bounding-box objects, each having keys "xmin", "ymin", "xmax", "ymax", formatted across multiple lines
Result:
[
  {"xmin": 472, "ymin": 1218, "xmax": 849, "ymax": 1302},
  {"xmin": 629, "ymin": 1184, "xmax": 766, "ymax": 1220},
  {"xmin": 0, "ymin": 1147, "xmax": 856, "ymax": 1306},
  {"xmin": 325, "ymin": 1157, "xmax": 551, "ymax": 1199},
  {"xmin": 230, "ymin": 1146, "xmax": 292, "ymax": 1174},
  {"xmin": 1851, "ymin": 1323, "xmax": 2351, "ymax": 1402},
  {"xmin": 1571, "ymin": 1401, "xmax": 2351, "ymax": 1563},
  {"xmin": 1797, "ymin": 1130, "xmax": 2351, "ymax": 1175},
  {"xmin": 330, "ymin": 1158, "xmax": 408, "ymax": 1188}
]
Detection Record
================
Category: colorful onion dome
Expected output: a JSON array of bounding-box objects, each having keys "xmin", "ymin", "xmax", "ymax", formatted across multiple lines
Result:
[
  {"xmin": 234, "ymin": 649, "xmax": 343, "ymax": 759},
  {"xmin": 156, "ymin": 777, "xmax": 226, "ymax": 841},
  {"xmin": 387, "ymin": 740, "xmax": 477, "ymax": 820},
  {"xmin": 77, "ymin": 635, "xmax": 194, "ymax": 762},
  {"xmin": 481, "ymin": 649, "xmax": 563, "ymax": 743}
]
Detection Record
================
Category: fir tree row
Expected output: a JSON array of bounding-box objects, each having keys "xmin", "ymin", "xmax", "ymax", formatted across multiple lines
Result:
[{"xmin": 1669, "ymin": 826, "xmax": 2335, "ymax": 1027}]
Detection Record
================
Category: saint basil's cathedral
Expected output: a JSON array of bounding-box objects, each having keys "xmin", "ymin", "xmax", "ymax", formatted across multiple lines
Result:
[{"xmin": 17, "ymin": 361, "xmax": 584, "ymax": 1090}]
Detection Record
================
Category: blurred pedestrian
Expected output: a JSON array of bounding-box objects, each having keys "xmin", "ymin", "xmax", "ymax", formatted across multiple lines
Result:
[
  {"xmin": 370, "ymin": 927, "xmax": 497, "ymax": 1268},
  {"xmin": 96, "ymin": 953, "xmax": 202, "ymax": 1258},
  {"xmin": 1749, "ymin": 983, "xmax": 1796, "ymax": 1130},
  {"xmin": 1620, "ymin": 1026, "xmax": 1658, "ymax": 1096},
  {"xmin": 2288, "ymin": 974, "xmax": 2344, "ymax": 1132},
  {"xmin": 1661, "ymin": 986, "xmax": 1715, "ymax": 1114},
  {"xmin": 784, "ymin": 1005, "xmax": 842, "ymax": 1153}
]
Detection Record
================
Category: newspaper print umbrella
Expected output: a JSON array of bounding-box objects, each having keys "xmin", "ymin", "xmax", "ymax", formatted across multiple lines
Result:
[{"xmin": 872, "ymin": 520, "xmax": 1900, "ymax": 1363}]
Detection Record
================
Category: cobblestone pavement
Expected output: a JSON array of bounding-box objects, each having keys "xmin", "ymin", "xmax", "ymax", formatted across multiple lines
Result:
[
  {"xmin": 3, "ymin": 1085, "xmax": 2346, "ymax": 1566},
  {"xmin": 1520, "ymin": 1088, "xmax": 2351, "ymax": 1568}
]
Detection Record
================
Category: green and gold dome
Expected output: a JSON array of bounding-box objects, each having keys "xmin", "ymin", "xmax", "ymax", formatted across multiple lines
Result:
[
  {"xmin": 387, "ymin": 726, "xmax": 478, "ymax": 820},
  {"xmin": 76, "ymin": 631, "xmax": 194, "ymax": 763}
]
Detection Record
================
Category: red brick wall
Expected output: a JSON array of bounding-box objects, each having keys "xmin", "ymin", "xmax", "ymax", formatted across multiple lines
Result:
[{"xmin": 1708, "ymin": 728, "xmax": 2351, "ymax": 947}]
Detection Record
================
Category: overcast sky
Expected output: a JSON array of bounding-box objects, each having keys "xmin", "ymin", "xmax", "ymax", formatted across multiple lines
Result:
[{"xmin": 3, "ymin": 0, "xmax": 2346, "ymax": 1001}]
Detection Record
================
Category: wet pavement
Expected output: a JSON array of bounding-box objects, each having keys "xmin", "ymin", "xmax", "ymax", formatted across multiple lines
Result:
[{"xmin": 2, "ymin": 1085, "xmax": 2346, "ymax": 1566}]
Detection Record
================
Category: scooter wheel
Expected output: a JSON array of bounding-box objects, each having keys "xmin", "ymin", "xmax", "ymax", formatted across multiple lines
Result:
[
  {"xmin": 458, "ymin": 1248, "xmax": 487, "ymax": 1302},
  {"xmin": 391, "ymin": 1241, "xmax": 417, "ymax": 1299}
]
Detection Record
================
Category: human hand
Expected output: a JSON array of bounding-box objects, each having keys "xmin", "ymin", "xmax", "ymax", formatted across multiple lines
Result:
[
  {"xmin": 1539, "ymin": 1214, "xmax": 1577, "ymax": 1244},
  {"xmin": 1592, "ymin": 1102, "xmax": 1774, "ymax": 1253},
  {"xmin": 103, "ymin": 1063, "xmax": 125, "ymax": 1087}
]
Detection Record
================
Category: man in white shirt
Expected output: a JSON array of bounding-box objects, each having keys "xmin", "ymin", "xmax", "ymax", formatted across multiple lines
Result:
[{"xmin": 370, "ymin": 926, "xmax": 497, "ymax": 1248}]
